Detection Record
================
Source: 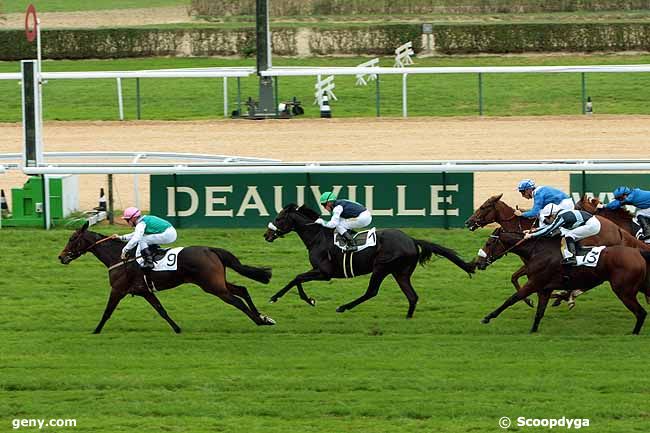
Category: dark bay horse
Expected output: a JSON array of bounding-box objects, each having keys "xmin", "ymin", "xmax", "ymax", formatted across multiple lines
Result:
[
  {"xmin": 59, "ymin": 221, "xmax": 275, "ymax": 333},
  {"xmin": 479, "ymin": 229, "xmax": 650, "ymax": 334},
  {"xmin": 263, "ymin": 204, "xmax": 475, "ymax": 318}
]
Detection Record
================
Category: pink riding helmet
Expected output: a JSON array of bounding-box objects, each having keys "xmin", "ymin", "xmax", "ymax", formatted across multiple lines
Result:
[{"xmin": 122, "ymin": 207, "xmax": 141, "ymax": 221}]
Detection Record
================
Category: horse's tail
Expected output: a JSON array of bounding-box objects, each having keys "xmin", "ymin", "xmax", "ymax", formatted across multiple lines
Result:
[
  {"xmin": 414, "ymin": 239, "xmax": 475, "ymax": 275},
  {"xmin": 209, "ymin": 248, "xmax": 272, "ymax": 284}
]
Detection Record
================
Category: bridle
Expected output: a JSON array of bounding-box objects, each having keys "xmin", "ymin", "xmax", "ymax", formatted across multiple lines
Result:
[
  {"xmin": 266, "ymin": 221, "xmax": 290, "ymax": 240},
  {"xmin": 479, "ymin": 230, "xmax": 529, "ymax": 266},
  {"xmin": 62, "ymin": 235, "xmax": 113, "ymax": 261}
]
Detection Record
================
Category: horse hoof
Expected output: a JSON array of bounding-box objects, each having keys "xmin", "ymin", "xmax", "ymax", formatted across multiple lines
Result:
[
  {"xmin": 480, "ymin": 317, "xmax": 490, "ymax": 324},
  {"xmin": 336, "ymin": 306, "xmax": 346, "ymax": 313},
  {"xmin": 568, "ymin": 302, "xmax": 576, "ymax": 310},
  {"xmin": 269, "ymin": 297, "xmax": 277, "ymax": 304},
  {"xmin": 174, "ymin": 327, "xmax": 182, "ymax": 334},
  {"xmin": 261, "ymin": 315, "xmax": 276, "ymax": 325},
  {"xmin": 309, "ymin": 298, "xmax": 316, "ymax": 307}
]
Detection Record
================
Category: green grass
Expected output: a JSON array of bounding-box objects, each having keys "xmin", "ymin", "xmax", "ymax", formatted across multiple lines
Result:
[
  {"xmin": 2, "ymin": 227, "xmax": 650, "ymax": 432},
  {"xmin": 1, "ymin": 54, "xmax": 650, "ymax": 121},
  {"xmin": 2, "ymin": 0, "xmax": 187, "ymax": 14}
]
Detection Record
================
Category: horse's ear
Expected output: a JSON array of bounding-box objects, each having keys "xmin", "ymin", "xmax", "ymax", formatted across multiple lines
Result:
[
  {"xmin": 490, "ymin": 193, "xmax": 503, "ymax": 202},
  {"xmin": 81, "ymin": 220, "xmax": 89, "ymax": 231}
]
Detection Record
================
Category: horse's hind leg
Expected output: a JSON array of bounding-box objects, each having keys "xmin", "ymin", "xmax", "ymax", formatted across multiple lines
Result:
[
  {"xmin": 93, "ymin": 288, "xmax": 126, "ymax": 334},
  {"xmin": 613, "ymin": 289, "xmax": 647, "ymax": 335},
  {"xmin": 392, "ymin": 263, "xmax": 419, "ymax": 318},
  {"xmin": 336, "ymin": 266, "xmax": 390, "ymax": 313},
  {"xmin": 141, "ymin": 291, "xmax": 182, "ymax": 333},
  {"xmin": 226, "ymin": 282, "xmax": 272, "ymax": 318},
  {"xmin": 216, "ymin": 290, "xmax": 275, "ymax": 326},
  {"xmin": 512, "ymin": 265, "xmax": 534, "ymax": 308}
]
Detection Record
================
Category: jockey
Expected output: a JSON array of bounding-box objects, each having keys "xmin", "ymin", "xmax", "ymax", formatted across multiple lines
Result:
[
  {"xmin": 315, "ymin": 191, "xmax": 372, "ymax": 252},
  {"xmin": 514, "ymin": 179, "xmax": 574, "ymax": 226},
  {"xmin": 524, "ymin": 203, "xmax": 601, "ymax": 266},
  {"xmin": 112, "ymin": 207, "xmax": 177, "ymax": 269},
  {"xmin": 602, "ymin": 186, "xmax": 650, "ymax": 240}
]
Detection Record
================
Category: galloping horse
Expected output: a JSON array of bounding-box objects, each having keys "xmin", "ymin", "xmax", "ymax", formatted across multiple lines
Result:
[
  {"xmin": 466, "ymin": 194, "xmax": 648, "ymax": 295},
  {"xmin": 575, "ymin": 195, "xmax": 638, "ymax": 236},
  {"xmin": 263, "ymin": 204, "xmax": 475, "ymax": 318},
  {"xmin": 59, "ymin": 221, "xmax": 275, "ymax": 333},
  {"xmin": 479, "ymin": 229, "xmax": 650, "ymax": 334}
]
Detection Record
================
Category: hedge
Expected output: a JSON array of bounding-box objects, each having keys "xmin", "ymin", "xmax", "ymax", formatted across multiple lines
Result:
[
  {"xmin": 1, "ymin": 22, "xmax": 650, "ymax": 60},
  {"xmin": 189, "ymin": 0, "xmax": 650, "ymax": 16}
]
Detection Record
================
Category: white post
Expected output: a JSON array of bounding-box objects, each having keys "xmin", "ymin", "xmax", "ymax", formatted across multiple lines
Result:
[
  {"xmin": 402, "ymin": 73, "xmax": 408, "ymax": 118},
  {"xmin": 116, "ymin": 78, "xmax": 124, "ymax": 121},
  {"xmin": 223, "ymin": 77, "xmax": 228, "ymax": 118},
  {"xmin": 36, "ymin": 18, "xmax": 44, "ymax": 167},
  {"xmin": 133, "ymin": 153, "xmax": 145, "ymax": 208}
]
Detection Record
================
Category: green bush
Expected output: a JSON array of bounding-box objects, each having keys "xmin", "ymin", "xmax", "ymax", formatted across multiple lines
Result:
[{"xmin": 189, "ymin": 0, "xmax": 650, "ymax": 16}]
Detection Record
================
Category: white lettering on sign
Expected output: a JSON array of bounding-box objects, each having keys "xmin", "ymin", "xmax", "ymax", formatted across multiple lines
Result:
[
  {"xmin": 396, "ymin": 185, "xmax": 425, "ymax": 216},
  {"xmin": 205, "ymin": 186, "xmax": 233, "ymax": 217},
  {"xmin": 364, "ymin": 185, "xmax": 393, "ymax": 216},
  {"xmin": 166, "ymin": 186, "xmax": 198, "ymax": 217},
  {"xmin": 237, "ymin": 186, "xmax": 269, "ymax": 216},
  {"xmin": 430, "ymin": 184, "xmax": 459, "ymax": 216}
]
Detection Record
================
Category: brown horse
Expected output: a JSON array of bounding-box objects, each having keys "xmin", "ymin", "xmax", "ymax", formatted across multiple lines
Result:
[
  {"xmin": 59, "ymin": 221, "xmax": 276, "ymax": 333},
  {"xmin": 466, "ymin": 194, "xmax": 650, "ymax": 294},
  {"xmin": 575, "ymin": 194, "xmax": 638, "ymax": 236},
  {"xmin": 479, "ymin": 229, "xmax": 650, "ymax": 334}
]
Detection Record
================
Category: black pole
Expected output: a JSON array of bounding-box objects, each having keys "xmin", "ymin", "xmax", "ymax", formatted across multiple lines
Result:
[
  {"xmin": 108, "ymin": 174, "xmax": 114, "ymax": 224},
  {"xmin": 442, "ymin": 172, "xmax": 448, "ymax": 230}
]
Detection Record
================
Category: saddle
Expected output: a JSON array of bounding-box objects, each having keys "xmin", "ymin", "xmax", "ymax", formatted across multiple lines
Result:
[
  {"xmin": 148, "ymin": 245, "xmax": 169, "ymax": 263},
  {"xmin": 333, "ymin": 228, "xmax": 377, "ymax": 252}
]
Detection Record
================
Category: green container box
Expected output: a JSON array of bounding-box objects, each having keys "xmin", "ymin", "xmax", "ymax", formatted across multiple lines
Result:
[{"xmin": 4, "ymin": 176, "xmax": 78, "ymax": 227}]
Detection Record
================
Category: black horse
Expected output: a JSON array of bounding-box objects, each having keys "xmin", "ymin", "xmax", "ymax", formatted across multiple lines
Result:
[
  {"xmin": 59, "ymin": 221, "xmax": 275, "ymax": 333},
  {"xmin": 263, "ymin": 204, "xmax": 475, "ymax": 318}
]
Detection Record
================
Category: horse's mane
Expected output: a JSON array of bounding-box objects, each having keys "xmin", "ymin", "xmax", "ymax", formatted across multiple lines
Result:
[
  {"xmin": 577, "ymin": 195, "xmax": 634, "ymax": 221},
  {"xmin": 281, "ymin": 203, "xmax": 322, "ymax": 222}
]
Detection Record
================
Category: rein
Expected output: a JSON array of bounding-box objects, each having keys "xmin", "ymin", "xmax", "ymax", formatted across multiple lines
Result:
[{"xmin": 80, "ymin": 236, "xmax": 115, "ymax": 255}]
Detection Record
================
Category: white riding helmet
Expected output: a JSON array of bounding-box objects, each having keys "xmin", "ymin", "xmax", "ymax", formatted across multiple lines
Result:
[{"xmin": 540, "ymin": 203, "xmax": 560, "ymax": 218}]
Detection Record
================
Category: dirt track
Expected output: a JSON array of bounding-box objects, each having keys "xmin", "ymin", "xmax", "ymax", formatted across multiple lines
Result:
[{"xmin": 1, "ymin": 116, "xmax": 649, "ymax": 214}]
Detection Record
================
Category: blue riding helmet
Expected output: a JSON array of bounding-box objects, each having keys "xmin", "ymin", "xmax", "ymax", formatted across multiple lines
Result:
[
  {"xmin": 613, "ymin": 186, "xmax": 631, "ymax": 200},
  {"xmin": 517, "ymin": 179, "xmax": 536, "ymax": 192}
]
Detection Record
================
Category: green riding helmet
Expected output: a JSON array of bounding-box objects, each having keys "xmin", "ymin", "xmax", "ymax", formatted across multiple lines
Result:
[{"xmin": 319, "ymin": 191, "xmax": 337, "ymax": 204}]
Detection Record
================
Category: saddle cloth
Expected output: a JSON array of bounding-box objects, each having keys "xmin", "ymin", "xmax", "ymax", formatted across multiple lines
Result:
[
  {"xmin": 560, "ymin": 239, "xmax": 605, "ymax": 268},
  {"xmin": 136, "ymin": 247, "xmax": 184, "ymax": 271},
  {"xmin": 333, "ymin": 228, "xmax": 377, "ymax": 252}
]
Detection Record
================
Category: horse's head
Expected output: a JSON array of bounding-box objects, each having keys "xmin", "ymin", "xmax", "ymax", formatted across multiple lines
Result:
[
  {"xmin": 465, "ymin": 194, "xmax": 505, "ymax": 231},
  {"xmin": 264, "ymin": 203, "xmax": 321, "ymax": 242},
  {"xmin": 59, "ymin": 221, "xmax": 96, "ymax": 264},
  {"xmin": 574, "ymin": 194, "xmax": 599, "ymax": 213},
  {"xmin": 475, "ymin": 228, "xmax": 524, "ymax": 270}
]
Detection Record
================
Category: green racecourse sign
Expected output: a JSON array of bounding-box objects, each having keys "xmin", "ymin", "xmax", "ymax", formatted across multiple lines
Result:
[
  {"xmin": 570, "ymin": 173, "xmax": 650, "ymax": 204},
  {"xmin": 150, "ymin": 173, "xmax": 473, "ymax": 228}
]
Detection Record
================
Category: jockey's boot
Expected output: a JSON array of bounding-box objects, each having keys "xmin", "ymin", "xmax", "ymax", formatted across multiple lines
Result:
[
  {"xmin": 638, "ymin": 215, "xmax": 650, "ymax": 240},
  {"xmin": 561, "ymin": 237, "xmax": 577, "ymax": 266},
  {"xmin": 141, "ymin": 247, "xmax": 155, "ymax": 270},
  {"xmin": 341, "ymin": 231, "xmax": 357, "ymax": 252}
]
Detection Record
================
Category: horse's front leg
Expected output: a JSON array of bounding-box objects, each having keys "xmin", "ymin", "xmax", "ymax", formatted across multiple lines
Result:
[
  {"xmin": 530, "ymin": 289, "xmax": 552, "ymax": 333},
  {"xmin": 269, "ymin": 269, "xmax": 330, "ymax": 303},
  {"xmin": 511, "ymin": 265, "xmax": 534, "ymax": 308},
  {"xmin": 482, "ymin": 281, "xmax": 538, "ymax": 324},
  {"xmin": 93, "ymin": 287, "xmax": 127, "ymax": 334},
  {"xmin": 336, "ymin": 267, "xmax": 390, "ymax": 313},
  {"xmin": 141, "ymin": 290, "xmax": 182, "ymax": 333},
  {"xmin": 296, "ymin": 283, "xmax": 316, "ymax": 306}
]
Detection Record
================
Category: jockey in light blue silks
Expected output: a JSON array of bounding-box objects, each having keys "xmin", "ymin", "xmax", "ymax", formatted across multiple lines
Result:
[
  {"xmin": 514, "ymin": 179, "xmax": 574, "ymax": 227},
  {"xmin": 524, "ymin": 203, "xmax": 601, "ymax": 266},
  {"xmin": 112, "ymin": 207, "xmax": 177, "ymax": 269},
  {"xmin": 601, "ymin": 186, "xmax": 650, "ymax": 240},
  {"xmin": 315, "ymin": 192, "xmax": 372, "ymax": 252}
]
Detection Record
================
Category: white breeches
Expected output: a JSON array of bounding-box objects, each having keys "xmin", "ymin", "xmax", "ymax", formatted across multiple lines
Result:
[
  {"xmin": 135, "ymin": 226, "xmax": 177, "ymax": 255},
  {"xmin": 538, "ymin": 198, "xmax": 575, "ymax": 228},
  {"xmin": 335, "ymin": 210, "xmax": 372, "ymax": 234},
  {"xmin": 636, "ymin": 207, "xmax": 650, "ymax": 218},
  {"xmin": 561, "ymin": 217, "xmax": 601, "ymax": 241}
]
